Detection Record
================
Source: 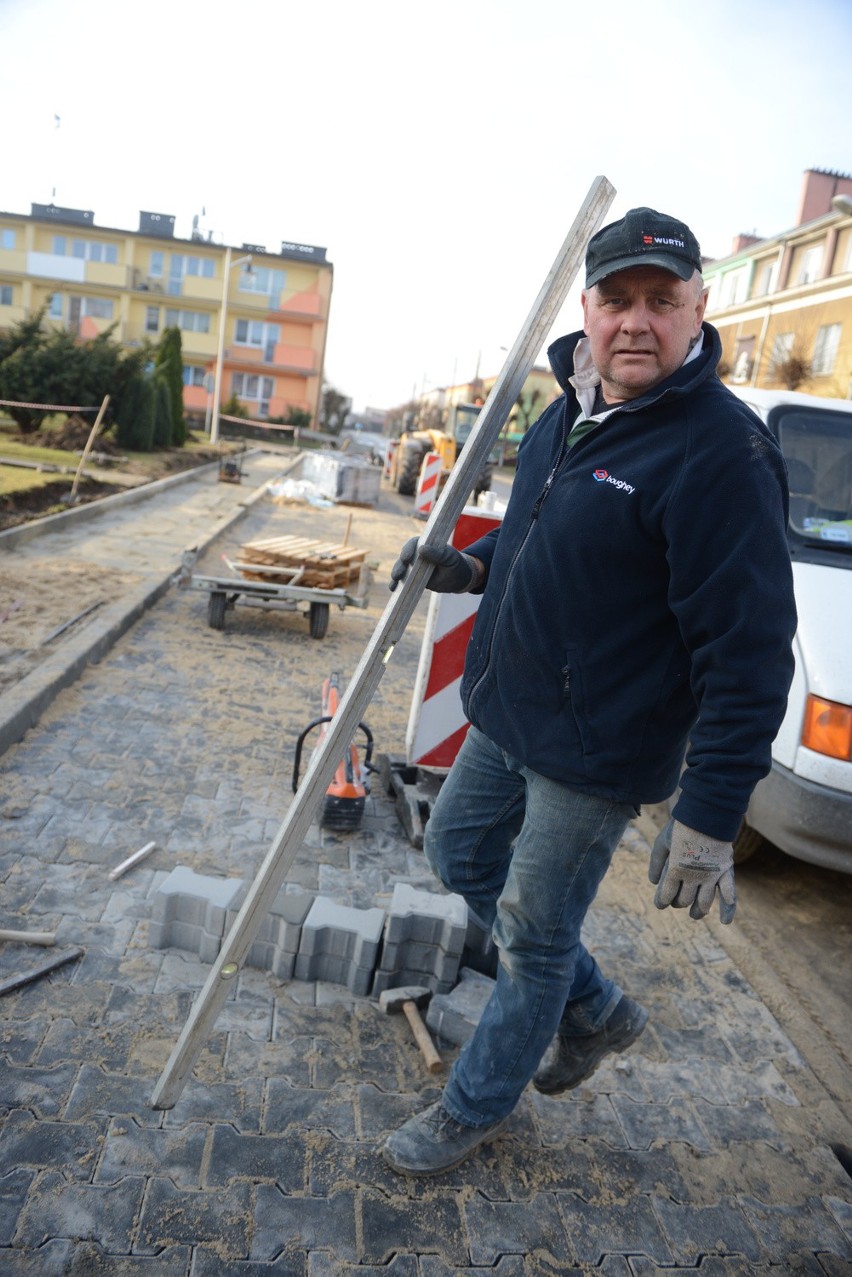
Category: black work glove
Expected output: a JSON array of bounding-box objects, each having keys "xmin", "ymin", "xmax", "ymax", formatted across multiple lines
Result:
[{"xmin": 389, "ymin": 537, "xmax": 476, "ymax": 593}]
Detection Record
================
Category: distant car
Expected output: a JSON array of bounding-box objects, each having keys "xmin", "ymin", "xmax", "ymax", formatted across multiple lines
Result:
[{"xmin": 721, "ymin": 388, "xmax": 852, "ymax": 873}]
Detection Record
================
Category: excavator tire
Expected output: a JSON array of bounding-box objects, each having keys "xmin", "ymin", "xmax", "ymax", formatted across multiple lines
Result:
[{"xmin": 396, "ymin": 440, "xmax": 429, "ymax": 495}]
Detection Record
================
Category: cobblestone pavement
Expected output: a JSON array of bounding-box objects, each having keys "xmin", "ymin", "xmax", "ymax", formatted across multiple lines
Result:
[{"xmin": 1, "ymin": 456, "xmax": 851, "ymax": 1274}]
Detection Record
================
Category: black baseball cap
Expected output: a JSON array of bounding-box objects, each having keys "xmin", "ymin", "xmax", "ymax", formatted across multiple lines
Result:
[{"xmin": 585, "ymin": 207, "xmax": 703, "ymax": 288}]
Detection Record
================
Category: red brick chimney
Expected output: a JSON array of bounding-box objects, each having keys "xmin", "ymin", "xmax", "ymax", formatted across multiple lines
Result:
[{"xmin": 795, "ymin": 168, "xmax": 852, "ymax": 225}]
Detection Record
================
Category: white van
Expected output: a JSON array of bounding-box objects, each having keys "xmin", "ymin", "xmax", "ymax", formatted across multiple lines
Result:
[{"xmin": 727, "ymin": 386, "xmax": 852, "ymax": 873}]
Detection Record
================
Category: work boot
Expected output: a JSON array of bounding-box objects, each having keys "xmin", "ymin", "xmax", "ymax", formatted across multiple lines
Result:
[
  {"xmin": 532, "ymin": 995, "xmax": 648, "ymax": 1095},
  {"xmin": 382, "ymin": 1100, "xmax": 507, "ymax": 1176}
]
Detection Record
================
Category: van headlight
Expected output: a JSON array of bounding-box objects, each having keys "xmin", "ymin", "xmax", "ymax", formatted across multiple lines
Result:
[{"xmin": 802, "ymin": 694, "xmax": 852, "ymax": 761}]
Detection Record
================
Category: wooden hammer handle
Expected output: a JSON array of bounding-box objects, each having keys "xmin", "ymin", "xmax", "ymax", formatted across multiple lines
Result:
[{"xmin": 403, "ymin": 1000, "xmax": 443, "ymax": 1073}]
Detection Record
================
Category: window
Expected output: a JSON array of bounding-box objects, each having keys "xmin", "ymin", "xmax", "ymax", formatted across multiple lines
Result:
[
  {"xmin": 239, "ymin": 266, "xmax": 287, "ymax": 297},
  {"xmin": 81, "ymin": 296, "xmax": 114, "ymax": 319},
  {"xmin": 770, "ymin": 332, "xmax": 794, "ymax": 372},
  {"xmin": 170, "ymin": 253, "xmax": 215, "ymax": 280},
  {"xmin": 1, "ymin": 229, "xmax": 14, "ymax": 250},
  {"xmin": 145, "ymin": 306, "xmax": 160, "ymax": 334},
  {"xmin": 234, "ymin": 319, "xmax": 279, "ymax": 359},
  {"xmin": 754, "ymin": 257, "xmax": 779, "ymax": 298},
  {"xmin": 164, "ymin": 307, "xmax": 210, "ymax": 333},
  {"xmin": 150, "ymin": 251, "xmax": 164, "ymax": 278},
  {"xmin": 182, "ymin": 366, "xmax": 209, "ymax": 387},
  {"xmin": 731, "ymin": 336, "xmax": 755, "ymax": 384},
  {"xmin": 51, "ymin": 236, "xmax": 117, "ymax": 264},
  {"xmin": 797, "ymin": 244, "xmax": 823, "ymax": 285},
  {"xmin": 812, "ymin": 324, "xmax": 842, "ymax": 376},
  {"xmin": 0, "ymin": 284, "xmax": 12, "ymax": 305},
  {"xmin": 48, "ymin": 293, "xmax": 63, "ymax": 318},
  {"xmin": 719, "ymin": 267, "xmax": 749, "ymax": 307},
  {"xmin": 232, "ymin": 373, "xmax": 274, "ymax": 402}
]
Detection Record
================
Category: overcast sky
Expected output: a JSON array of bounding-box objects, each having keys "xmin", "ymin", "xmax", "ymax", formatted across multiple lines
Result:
[{"xmin": 3, "ymin": 0, "xmax": 851, "ymax": 414}]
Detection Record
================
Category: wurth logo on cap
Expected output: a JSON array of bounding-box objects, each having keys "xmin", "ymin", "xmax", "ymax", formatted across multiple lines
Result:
[
  {"xmin": 643, "ymin": 233, "xmax": 686, "ymax": 248},
  {"xmin": 592, "ymin": 468, "xmax": 635, "ymax": 494}
]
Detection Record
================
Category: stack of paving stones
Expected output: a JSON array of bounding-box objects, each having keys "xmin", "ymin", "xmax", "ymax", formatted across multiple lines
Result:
[{"xmin": 150, "ymin": 868, "xmax": 474, "ymax": 1000}]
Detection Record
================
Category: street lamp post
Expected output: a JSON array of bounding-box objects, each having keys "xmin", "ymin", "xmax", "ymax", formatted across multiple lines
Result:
[{"xmin": 210, "ymin": 246, "xmax": 252, "ymax": 445}]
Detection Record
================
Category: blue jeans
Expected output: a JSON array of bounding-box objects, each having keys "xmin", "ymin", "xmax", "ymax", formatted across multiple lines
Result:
[{"xmin": 424, "ymin": 725, "xmax": 635, "ymax": 1127}]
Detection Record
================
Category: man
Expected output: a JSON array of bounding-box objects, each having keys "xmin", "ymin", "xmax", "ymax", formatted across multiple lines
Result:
[{"xmin": 383, "ymin": 207, "xmax": 797, "ymax": 1177}]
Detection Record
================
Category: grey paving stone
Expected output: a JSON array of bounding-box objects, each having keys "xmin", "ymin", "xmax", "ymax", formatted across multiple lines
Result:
[
  {"xmin": 529, "ymin": 1090, "xmax": 628, "ymax": 1148},
  {"xmin": 203, "ymin": 1124, "xmax": 307, "ymax": 1191},
  {"xmin": 136, "ymin": 1175, "xmax": 253, "ymax": 1257},
  {"xmin": 0, "ymin": 1018, "xmax": 46, "ymax": 1065},
  {"xmin": 552, "ymin": 1192, "xmax": 675, "ymax": 1266},
  {"xmin": 252, "ymin": 1186, "xmax": 358, "ymax": 1262},
  {"xmin": 0, "ymin": 1241, "xmax": 75, "ymax": 1274},
  {"xmin": 465, "ymin": 1189, "xmax": 577, "ymax": 1266},
  {"xmin": 360, "ymin": 1191, "xmax": 469, "ymax": 1266},
  {"xmin": 609, "ymin": 1094, "xmax": 712, "ymax": 1151},
  {"xmin": 14, "ymin": 1169, "xmax": 143, "ymax": 1252},
  {"xmin": 265, "ymin": 1080, "xmax": 356, "ymax": 1139},
  {"xmin": 739, "ymin": 1195, "xmax": 852, "ymax": 1261},
  {"xmin": 425, "ymin": 967, "xmax": 496, "ymax": 1046},
  {"xmin": 162, "ymin": 1075, "xmax": 264, "ymax": 1133},
  {"xmin": 64, "ymin": 1064, "xmax": 164, "ymax": 1125},
  {"xmin": 37, "ymin": 1016, "xmax": 136, "ymax": 1071},
  {"xmin": 418, "ymin": 1260, "xmax": 529, "ymax": 1277},
  {"xmin": 692, "ymin": 1097, "xmax": 788, "ymax": 1148},
  {"xmin": 0, "ymin": 1168, "xmax": 36, "ymax": 1246},
  {"xmin": 195, "ymin": 1250, "xmax": 306, "ymax": 1275},
  {"xmin": 650, "ymin": 1195, "xmax": 763, "ymax": 1262},
  {"xmin": 95, "ymin": 1117, "xmax": 208, "ymax": 1187},
  {"xmin": 0, "ymin": 1108, "xmax": 104, "ymax": 1183},
  {"xmin": 310, "ymin": 1255, "xmax": 418, "ymax": 1277},
  {"xmin": 1, "ymin": 1061, "xmax": 78, "ymax": 1118}
]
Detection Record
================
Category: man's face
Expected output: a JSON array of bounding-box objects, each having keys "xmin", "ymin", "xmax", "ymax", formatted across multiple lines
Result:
[{"xmin": 581, "ymin": 267, "xmax": 707, "ymax": 403}]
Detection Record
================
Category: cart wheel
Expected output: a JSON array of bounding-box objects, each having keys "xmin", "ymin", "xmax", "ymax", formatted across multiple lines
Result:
[
  {"xmin": 309, "ymin": 602, "xmax": 330, "ymax": 639},
  {"xmin": 208, "ymin": 591, "xmax": 227, "ymax": 630}
]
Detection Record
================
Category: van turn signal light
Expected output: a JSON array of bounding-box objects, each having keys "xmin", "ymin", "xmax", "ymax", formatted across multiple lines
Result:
[{"xmin": 802, "ymin": 694, "xmax": 852, "ymax": 761}]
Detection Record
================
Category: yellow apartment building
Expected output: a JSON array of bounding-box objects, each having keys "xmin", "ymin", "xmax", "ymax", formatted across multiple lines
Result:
[
  {"xmin": 704, "ymin": 169, "xmax": 852, "ymax": 400},
  {"xmin": 0, "ymin": 202, "xmax": 333, "ymax": 428}
]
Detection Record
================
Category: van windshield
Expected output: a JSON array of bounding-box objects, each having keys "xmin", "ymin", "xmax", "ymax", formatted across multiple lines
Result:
[{"xmin": 774, "ymin": 405, "xmax": 852, "ymax": 565}]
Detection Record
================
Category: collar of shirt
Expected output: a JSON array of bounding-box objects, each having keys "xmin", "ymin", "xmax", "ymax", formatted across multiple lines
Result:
[{"xmin": 568, "ymin": 332, "xmax": 706, "ymax": 422}]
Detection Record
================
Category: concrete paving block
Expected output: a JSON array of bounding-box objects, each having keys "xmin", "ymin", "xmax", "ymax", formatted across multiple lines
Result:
[
  {"xmin": 294, "ymin": 897, "xmax": 385, "ymax": 993},
  {"xmin": 149, "ymin": 867, "xmax": 244, "ymax": 954},
  {"xmin": 426, "ymin": 966, "xmax": 497, "ymax": 1045},
  {"xmin": 384, "ymin": 883, "xmax": 467, "ymax": 951},
  {"xmin": 376, "ymin": 939, "xmax": 462, "ymax": 984}
]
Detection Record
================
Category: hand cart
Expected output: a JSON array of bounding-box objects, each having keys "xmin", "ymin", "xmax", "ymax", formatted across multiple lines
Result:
[{"xmin": 189, "ymin": 542, "xmax": 371, "ymax": 639}]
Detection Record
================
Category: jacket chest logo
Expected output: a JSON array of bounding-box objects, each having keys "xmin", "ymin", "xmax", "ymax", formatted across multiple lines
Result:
[{"xmin": 592, "ymin": 468, "xmax": 635, "ymax": 495}]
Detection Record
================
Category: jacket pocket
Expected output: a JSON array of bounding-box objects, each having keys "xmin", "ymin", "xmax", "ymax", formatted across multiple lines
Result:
[{"xmin": 561, "ymin": 650, "xmax": 595, "ymax": 758}]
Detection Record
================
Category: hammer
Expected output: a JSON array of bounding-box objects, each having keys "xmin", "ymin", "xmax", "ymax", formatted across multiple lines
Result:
[{"xmin": 378, "ymin": 985, "xmax": 443, "ymax": 1074}]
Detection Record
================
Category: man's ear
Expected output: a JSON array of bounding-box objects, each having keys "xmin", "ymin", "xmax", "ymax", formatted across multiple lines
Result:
[{"xmin": 581, "ymin": 289, "xmax": 591, "ymax": 335}]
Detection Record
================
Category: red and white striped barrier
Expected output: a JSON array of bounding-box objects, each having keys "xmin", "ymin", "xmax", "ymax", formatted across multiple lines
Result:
[
  {"xmin": 414, "ymin": 451, "xmax": 442, "ymax": 519},
  {"xmin": 406, "ymin": 505, "xmax": 505, "ymax": 771}
]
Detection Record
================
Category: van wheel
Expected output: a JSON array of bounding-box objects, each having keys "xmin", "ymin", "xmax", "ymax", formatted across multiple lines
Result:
[{"xmin": 733, "ymin": 821, "xmax": 765, "ymax": 863}]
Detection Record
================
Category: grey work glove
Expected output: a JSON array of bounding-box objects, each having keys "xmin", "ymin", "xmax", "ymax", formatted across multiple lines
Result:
[
  {"xmin": 389, "ymin": 537, "xmax": 477, "ymax": 593},
  {"xmin": 649, "ymin": 818, "xmax": 736, "ymax": 924}
]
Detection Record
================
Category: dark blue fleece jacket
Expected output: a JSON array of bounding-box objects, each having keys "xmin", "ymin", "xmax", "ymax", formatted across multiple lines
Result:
[{"xmin": 460, "ymin": 323, "xmax": 797, "ymax": 842}]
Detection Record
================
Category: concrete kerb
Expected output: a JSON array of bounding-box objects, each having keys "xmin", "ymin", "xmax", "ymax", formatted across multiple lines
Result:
[{"xmin": 0, "ymin": 451, "xmax": 301, "ymax": 758}]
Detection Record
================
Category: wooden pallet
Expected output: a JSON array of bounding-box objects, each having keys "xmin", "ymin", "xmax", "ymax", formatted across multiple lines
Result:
[{"xmin": 238, "ymin": 535, "xmax": 367, "ymax": 589}]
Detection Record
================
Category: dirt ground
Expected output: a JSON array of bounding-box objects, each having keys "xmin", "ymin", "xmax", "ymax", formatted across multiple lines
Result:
[{"xmin": 0, "ymin": 442, "xmax": 239, "ymax": 692}]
